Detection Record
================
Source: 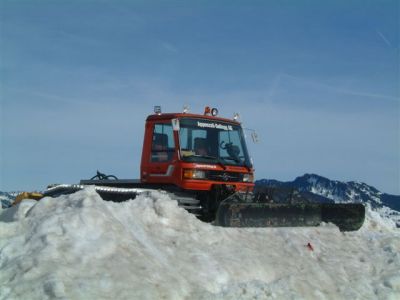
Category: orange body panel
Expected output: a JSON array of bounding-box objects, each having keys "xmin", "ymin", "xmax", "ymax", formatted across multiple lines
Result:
[{"xmin": 140, "ymin": 112, "xmax": 254, "ymax": 193}]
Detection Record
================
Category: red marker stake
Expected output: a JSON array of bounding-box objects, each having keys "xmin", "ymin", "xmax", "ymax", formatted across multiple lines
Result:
[{"xmin": 307, "ymin": 242, "xmax": 314, "ymax": 251}]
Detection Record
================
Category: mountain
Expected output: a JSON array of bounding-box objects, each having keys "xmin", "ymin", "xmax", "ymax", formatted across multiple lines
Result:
[
  {"xmin": 0, "ymin": 191, "xmax": 18, "ymax": 209},
  {"xmin": 256, "ymin": 173, "xmax": 400, "ymax": 226}
]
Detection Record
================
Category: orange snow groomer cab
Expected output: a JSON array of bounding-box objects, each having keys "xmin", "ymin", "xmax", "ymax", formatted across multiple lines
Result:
[{"xmin": 140, "ymin": 106, "xmax": 254, "ymax": 218}]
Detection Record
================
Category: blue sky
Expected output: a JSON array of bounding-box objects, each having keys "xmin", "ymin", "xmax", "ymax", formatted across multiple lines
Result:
[{"xmin": 1, "ymin": 0, "xmax": 399, "ymax": 194}]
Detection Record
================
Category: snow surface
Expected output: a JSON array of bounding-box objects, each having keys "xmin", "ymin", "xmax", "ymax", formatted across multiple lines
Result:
[{"xmin": 1, "ymin": 188, "xmax": 399, "ymax": 300}]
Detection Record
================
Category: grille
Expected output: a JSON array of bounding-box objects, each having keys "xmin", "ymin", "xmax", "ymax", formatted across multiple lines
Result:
[{"xmin": 207, "ymin": 170, "xmax": 244, "ymax": 182}]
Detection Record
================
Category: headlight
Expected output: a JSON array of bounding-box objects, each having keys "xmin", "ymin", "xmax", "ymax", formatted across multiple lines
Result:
[
  {"xmin": 243, "ymin": 173, "xmax": 254, "ymax": 182},
  {"xmin": 183, "ymin": 169, "xmax": 206, "ymax": 179}
]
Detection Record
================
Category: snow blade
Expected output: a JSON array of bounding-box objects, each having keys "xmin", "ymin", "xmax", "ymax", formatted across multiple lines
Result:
[
  {"xmin": 215, "ymin": 193, "xmax": 365, "ymax": 231},
  {"xmin": 320, "ymin": 203, "xmax": 365, "ymax": 231}
]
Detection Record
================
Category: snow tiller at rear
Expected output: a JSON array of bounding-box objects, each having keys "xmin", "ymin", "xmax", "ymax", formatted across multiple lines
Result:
[
  {"xmin": 215, "ymin": 188, "xmax": 365, "ymax": 231},
  {"xmin": 16, "ymin": 106, "xmax": 365, "ymax": 231}
]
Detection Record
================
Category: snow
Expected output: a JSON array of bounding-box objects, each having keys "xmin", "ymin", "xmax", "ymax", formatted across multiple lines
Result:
[
  {"xmin": 310, "ymin": 186, "xmax": 344, "ymax": 203},
  {"xmin": 1, "ymin": 188, "xmax": 399, "ymax": 299}
]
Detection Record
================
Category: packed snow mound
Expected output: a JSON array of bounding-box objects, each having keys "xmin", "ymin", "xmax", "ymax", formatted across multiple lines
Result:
[{"xmin": 1, "ymin": 188, "xmax": 399, "ymax": 300}]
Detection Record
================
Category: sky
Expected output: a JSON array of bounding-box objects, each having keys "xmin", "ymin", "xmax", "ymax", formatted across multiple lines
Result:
[{"xmin": 0, "ymin": 0, "xmax": 399, "ymax": 194}]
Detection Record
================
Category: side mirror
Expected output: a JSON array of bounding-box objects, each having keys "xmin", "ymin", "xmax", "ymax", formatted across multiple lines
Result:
[
  {"xmin": 243, "ymin": 127, "xmax": 259, "ymax": 143},
  {"xmin": 251, "ymin": 131, "xmax": 259, "ymax": 143}
]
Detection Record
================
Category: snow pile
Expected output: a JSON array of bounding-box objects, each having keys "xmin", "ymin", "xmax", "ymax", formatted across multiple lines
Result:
[{"xmin": 1, "ymin": 188, "xmax": 399, "ymax": 299}]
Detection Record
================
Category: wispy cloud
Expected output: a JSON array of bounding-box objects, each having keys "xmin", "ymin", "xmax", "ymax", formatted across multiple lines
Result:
[
  {"xmin": 265, "ymin": 72, "xmax": 283, "ymax": 100},
  {"xmin": 7, "ymin": 87, "xmax": 94, "ymax": 106},
  {"xmin": 376, "ymin": 29, "xmax": 392, "ymax": 47},
  {"xmin": 281, "ymin": 73, "xmax": 399, "ymax": 102},
  {"xmin": 161, "ymin": 42, "xmax": 178, "ymax": 53}
]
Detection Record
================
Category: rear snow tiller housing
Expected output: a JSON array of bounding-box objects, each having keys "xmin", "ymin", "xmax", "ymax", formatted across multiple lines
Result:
[{"xmin": 16, "ymin": 106, "xmax": 365, "ymax": 231}]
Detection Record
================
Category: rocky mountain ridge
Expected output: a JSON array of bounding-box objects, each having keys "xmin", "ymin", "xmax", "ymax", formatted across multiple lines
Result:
[{"xmin": 256, "ymin": 173, "xmax": 400, "ymax": 226}]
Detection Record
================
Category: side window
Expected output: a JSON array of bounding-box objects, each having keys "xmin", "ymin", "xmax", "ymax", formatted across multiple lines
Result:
[{"xmin": 151, "ymin": 123, "xmax": 175, "ymax": 162}]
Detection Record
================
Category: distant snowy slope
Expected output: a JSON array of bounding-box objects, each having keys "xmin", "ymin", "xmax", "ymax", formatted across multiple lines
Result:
[
  {"xmin": 257, "ymin": 174, "xmax": 400, "ymax": 226},
  {"xmin": 0, "ymin": 192, "xmax": 17, "ymax": 209},
  {"xmin": 1, "ymin": 188, "xmax": 399, "ymax": 299}
]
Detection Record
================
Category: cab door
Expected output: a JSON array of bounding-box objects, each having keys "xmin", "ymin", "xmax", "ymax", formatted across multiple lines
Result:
[{"xmin": 146, "ymin": 122, "xmax": 177, "ymax": 182}]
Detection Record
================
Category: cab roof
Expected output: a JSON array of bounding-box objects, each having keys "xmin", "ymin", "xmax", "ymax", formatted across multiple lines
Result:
[{"xmin": 146, "ymin": 112, "xmax": 241, "ymax": 125}]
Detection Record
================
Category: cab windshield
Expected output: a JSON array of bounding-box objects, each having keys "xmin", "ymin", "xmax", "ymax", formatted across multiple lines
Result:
[{"xmin": 178, "ymin": 118, "xmax": 252, "ymax": 168}]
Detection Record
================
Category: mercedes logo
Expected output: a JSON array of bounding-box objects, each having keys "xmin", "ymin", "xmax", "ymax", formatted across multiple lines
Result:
[{"xmin": 222, "ymin": 173, "xmax": 229, "ymax": 181}]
